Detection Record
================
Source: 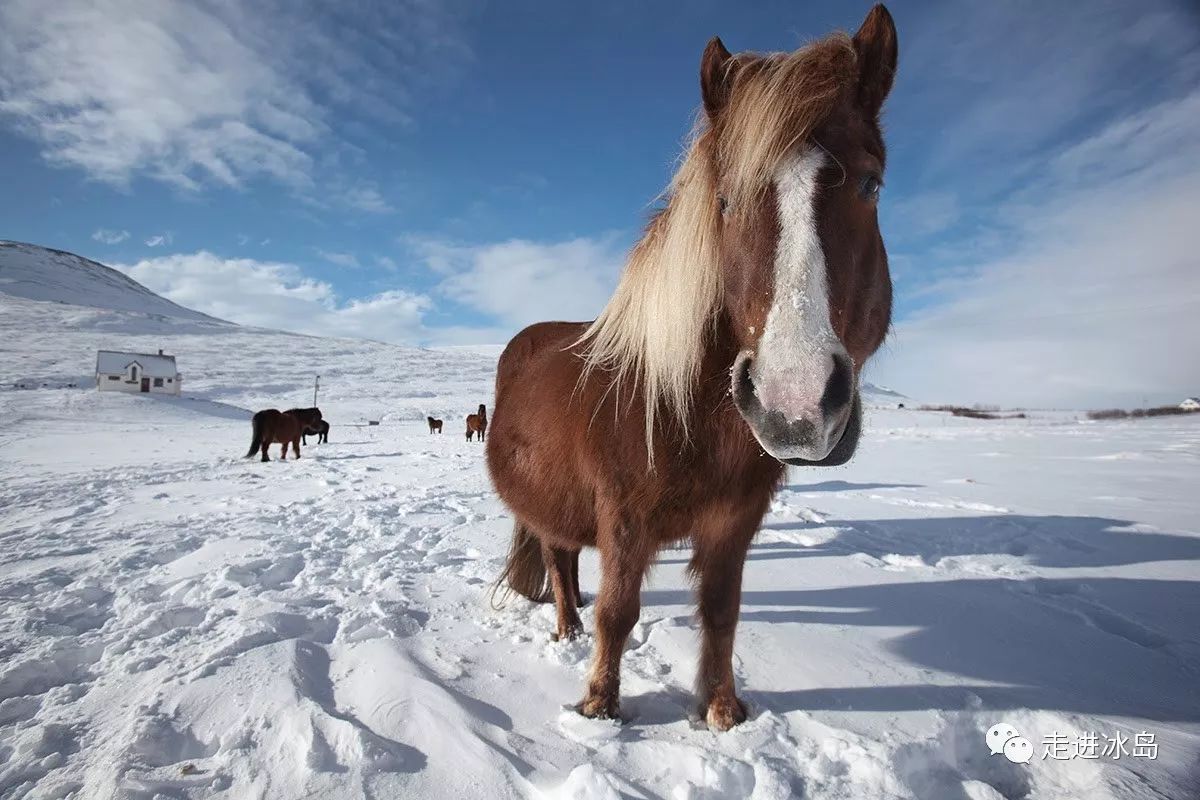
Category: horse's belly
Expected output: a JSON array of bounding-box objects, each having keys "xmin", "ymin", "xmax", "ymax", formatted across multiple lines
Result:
[{"xmin": 488, "ymin": 434, "xmax": 596, "ymax": 547}]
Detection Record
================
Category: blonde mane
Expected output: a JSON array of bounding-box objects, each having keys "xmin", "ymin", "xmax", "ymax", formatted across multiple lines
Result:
[{"xmin": 576, "ymin": 34, "xmax": 857, "ymax": 459}]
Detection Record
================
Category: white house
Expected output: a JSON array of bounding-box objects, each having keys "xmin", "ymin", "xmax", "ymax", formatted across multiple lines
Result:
[
  {"xmin": 1181, "ymin": 397, "xmax": 1200, "ymax": 411},
  {"xmin": 96, "ymin": 349, "xmax": 182, "ymax": 395}
]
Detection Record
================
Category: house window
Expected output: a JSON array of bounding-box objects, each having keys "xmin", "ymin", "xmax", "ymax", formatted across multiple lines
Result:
[
  {"xmin": 153, "ymin": 378, "xmax": 164, "ymax": 387},
  {"xmin": 130, "ymin": 367, "xmax": 139, "ymax": 381},
  {"xmin": 167, "ymin": 378, "xmax": 172, "ymax": 383},
  {"xmin": 108, "ymin": 375, "xmax": 119, "ymax": 381}
]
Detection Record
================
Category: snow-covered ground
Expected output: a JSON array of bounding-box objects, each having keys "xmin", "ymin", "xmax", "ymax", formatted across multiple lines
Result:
[{"xmin": 2, "ymin": 249, "xmax": 1199, "ymax": 799}]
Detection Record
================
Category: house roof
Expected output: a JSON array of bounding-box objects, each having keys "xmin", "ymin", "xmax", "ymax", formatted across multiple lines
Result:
[{"xmin": 96, "ymin": 350, "xmax": 178, "ymax": 378}]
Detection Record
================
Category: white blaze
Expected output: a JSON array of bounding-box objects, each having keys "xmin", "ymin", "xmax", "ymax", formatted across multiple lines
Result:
[{"xmin": 751, "ymin": 148, "xmax": 849, "ymax": 424}]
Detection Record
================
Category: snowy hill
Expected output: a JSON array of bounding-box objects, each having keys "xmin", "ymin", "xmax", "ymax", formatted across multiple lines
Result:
[
  {"xmin": 0, "ymin": 242, "xmax": 492, "ymax": 421},
  {"xmin": 0, "ymin": 240, "xmax": 222, "ymax": 323},
  {"xmin": 2, "ymin": 243, "xmax": 1199, "ymax": 799},
  {"xmin": 862, "ymin": 381, "xmax": 906, "ymax": 401}
]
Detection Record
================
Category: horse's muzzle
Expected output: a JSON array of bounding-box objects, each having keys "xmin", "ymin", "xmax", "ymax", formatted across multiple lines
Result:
[{"xmin": 730, "ymin": 350, "xmax": 861, "ymax": 466}]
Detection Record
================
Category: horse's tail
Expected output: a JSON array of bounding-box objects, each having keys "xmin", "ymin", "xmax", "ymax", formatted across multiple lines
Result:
[
  {"xmin": 490, "ymin": 521, "xmax": 552, "ymax": 608},
  {"xmin": 246, "ymin": 412, "xmax": 264, "ymax": 457}
]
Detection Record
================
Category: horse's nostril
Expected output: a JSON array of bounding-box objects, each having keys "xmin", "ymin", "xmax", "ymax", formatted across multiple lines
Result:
[
  {"xmin": 735, "ymin": 353, "xmax": 755, "ymax": 394},
  {"xmin": 820, "ymin": 353, "xmax": 853, "ymax": 416}
]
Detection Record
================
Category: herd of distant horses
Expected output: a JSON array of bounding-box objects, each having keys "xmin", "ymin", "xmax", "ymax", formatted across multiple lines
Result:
[
  {"xmin": 247, "ymin": 5, "xmax": 897, "ymax": 731},
  {"xmin": 245, "ymin": 404, "xmax": 488, "ymax": 461}
]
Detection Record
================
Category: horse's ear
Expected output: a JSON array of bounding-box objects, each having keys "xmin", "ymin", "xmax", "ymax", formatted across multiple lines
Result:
[
  {"xmin": 852, "ymin": 4, "xmax": 898, "ymax": 118},
  {"xmin": 700, "ymin": 36, "xmax": 735, "ymax": 119}
]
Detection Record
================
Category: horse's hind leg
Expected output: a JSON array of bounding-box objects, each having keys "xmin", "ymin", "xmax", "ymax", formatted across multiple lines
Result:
[
  {"xmin": 542, "ymin": 542, "xmax": 582, "ymax": 641},
  {"xmin": 572, "ymin": 550, "xmax": 585, "ymax": 607},
  {"xmin": 278, "ymin": 441, "xmax": 288, "ymax": 460},
  {"xmin": 260, "ymin": 438, "xmax": 270, "ymax": 462},
  {"xmin": 292, "ymin": 437, "xmax": 301, "ymax": 458}
]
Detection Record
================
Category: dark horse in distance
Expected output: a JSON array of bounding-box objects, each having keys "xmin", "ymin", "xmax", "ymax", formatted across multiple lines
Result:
[
  {"xmin": 427, "ymin": 416, "xmax": 443, "ymax": 434},
  {"xmin": 303, "ymin": 419, "xmax": 330, "ymax": 445},
  {"xmin": 486, "ymin": 6, "xmax": 898, "ymax": 730},
  {"xmin": 466, "ymin": 405, "xmax": 487, "ymax": 442},
  {"xmin": 247, "ymin": 407, "xmax": 323, "ymax": 461}
]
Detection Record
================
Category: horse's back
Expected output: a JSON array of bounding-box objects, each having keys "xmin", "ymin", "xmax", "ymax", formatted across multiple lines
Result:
[{"xmin": 495, "ymin": 321, "xmax": 587, "ymax": 392}]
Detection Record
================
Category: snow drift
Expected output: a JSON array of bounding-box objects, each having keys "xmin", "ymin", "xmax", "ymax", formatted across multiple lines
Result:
[{"xmin": 1, "ymin": 242, "xmax": 1198, "ymax": 799}]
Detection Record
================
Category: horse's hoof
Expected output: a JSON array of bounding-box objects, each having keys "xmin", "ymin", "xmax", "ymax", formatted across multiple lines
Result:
[
  {"xmin": 703, "ymin": 695, "xmax": 748, "ymax": 731},
  {"xmin": 577, "ymin": 693, "xmax": 620, "ymax": 721},
  {"xmin": 552, "ymin": 622, "xmax": 583, "ymax": 642}
]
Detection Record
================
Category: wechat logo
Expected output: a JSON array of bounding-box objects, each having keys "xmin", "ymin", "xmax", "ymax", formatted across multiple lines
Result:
[{"xmin": 986, "ymin": 722, "xmax": 1033, "ymax": 764}]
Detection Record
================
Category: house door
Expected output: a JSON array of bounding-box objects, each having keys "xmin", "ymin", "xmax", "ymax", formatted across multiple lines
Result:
[{"xmin": 141, "ymin": 378, "xmax": 150, "ymax": 392}]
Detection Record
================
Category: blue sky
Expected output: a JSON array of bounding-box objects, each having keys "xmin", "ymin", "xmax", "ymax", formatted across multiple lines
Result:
[{"xmin": 1, "ymin": 0, "xmax": 1198, "ymax": 406}]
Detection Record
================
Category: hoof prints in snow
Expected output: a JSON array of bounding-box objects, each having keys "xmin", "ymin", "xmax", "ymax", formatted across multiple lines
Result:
[{"xmin": 2, "ymin": 304, "xmax": 1200, "ymax": 798}]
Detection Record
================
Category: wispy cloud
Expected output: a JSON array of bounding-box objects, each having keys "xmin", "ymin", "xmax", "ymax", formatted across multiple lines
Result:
[
  {"xmin": 0, "ymin": 0, "xmax": 471, "ymax": 191},
  {"xmin": 407, "ymin": 235, "xmax": 625, "ymax": 333},
  {"xmin": 145, "ymin": 232, "xmax": 174, "ymax": 248},
  {"xmin": 91, "ymin": 228, "xmax": 129, "ymax": 245},
  {"xmin": 339, "ymin": 184, "xmax": 393, "ymax": 214},
  {"xmin": 872, "ymin": 88, "xmax": 1200, "ymax": 408},
  {"xmin": 316, "ymin": 250, "xmax": 361, "ymax": 269},
  {"xmin": 869, "ymin": 0, "xmax": 1200, "ymax": 407},
  {"xmin": 116, "ymin": 251, "xmax": 430, "ymax": 343}
]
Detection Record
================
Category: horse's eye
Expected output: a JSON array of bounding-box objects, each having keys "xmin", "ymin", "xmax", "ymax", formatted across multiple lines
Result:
[{"xmin": 861, "ymin": 175, "xmax": 882, "ymax": 200}]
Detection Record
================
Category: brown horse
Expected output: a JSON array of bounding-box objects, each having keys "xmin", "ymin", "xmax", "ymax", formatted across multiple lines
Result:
[
  {"xmin": 302, "ymin": 419, "xmax": 330, "ymax": 445},
  {"xmin": 247, "ymin": 407, "xmax": 322, "ymax": 461},
  {"xmin": 487, "ymin": 6, "xmax": 897, "ymax": 730},
  {"xmin": 428, "ymin": 416, "xmax": 443, "ymax": 434},
  {"xmin": 465, "ymin": 405, "xmax": 487, "ymax": 442}
]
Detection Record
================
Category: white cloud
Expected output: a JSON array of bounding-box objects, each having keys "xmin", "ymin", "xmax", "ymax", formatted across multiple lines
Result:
[
  {"xmin": 408, "ymin": 236, "xmax": 624, "ymax": 331},
  {"xmin": 871, "ymin": 91, "xmax": 1200, "ymax": 409},
  {"xmin": 316, "ymin": 250, "xmax": 361, "ymax": 269},
  {"xmin": 145, "ymin": 232, "xmax": 173, "ymax": 247},
  {"xmin": 340, "ymin": 185, "xmax": 393, "ymax": 214},
  {"xmin": 115, "ymin": 251, "xmax": 429, "ymax": 343},
  {"xmin": 92, "ymin": 228, "xmax": 129, "ymax": 245},
  {"xmin": 0, "ymin": 0, "xmax": 469, "ymax": 190}
]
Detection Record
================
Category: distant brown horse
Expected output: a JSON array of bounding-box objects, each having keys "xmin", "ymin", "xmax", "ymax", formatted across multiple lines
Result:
[
  {"xmin": 427, "ymin": 416, "xmax": 443, "ymax": 434},
  {"xmin": 487, "ymin": 6, "xmax": 897, "ymax": 730},
  {"xmin": 465, "ymin": 405, "xmax": 487, "ymax": 442},
  {"xmin": 303, "ymin": 419, "xmax": 330, "ymax": 445},
  {"xmin": 247, "ymin": 407, "xmax": 322, "ymax": 461}
]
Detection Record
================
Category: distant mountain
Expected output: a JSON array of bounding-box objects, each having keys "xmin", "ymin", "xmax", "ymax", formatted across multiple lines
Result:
[
  {"xmin": 0, "ymin": 240, "xmax": 222, "ymax": 322},
  {"xmin": 862, "ymin": 382, "xmax": 907, "ymax": 400}
]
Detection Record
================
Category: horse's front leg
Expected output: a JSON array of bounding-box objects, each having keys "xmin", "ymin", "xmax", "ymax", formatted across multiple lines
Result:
[
  {"xmin": 689, "ymin": 501, "xmax": 767, "ymax": 730},
  {"xmin": 580, "ymin": 520, "xmax": 653, "ymax": 720}
]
